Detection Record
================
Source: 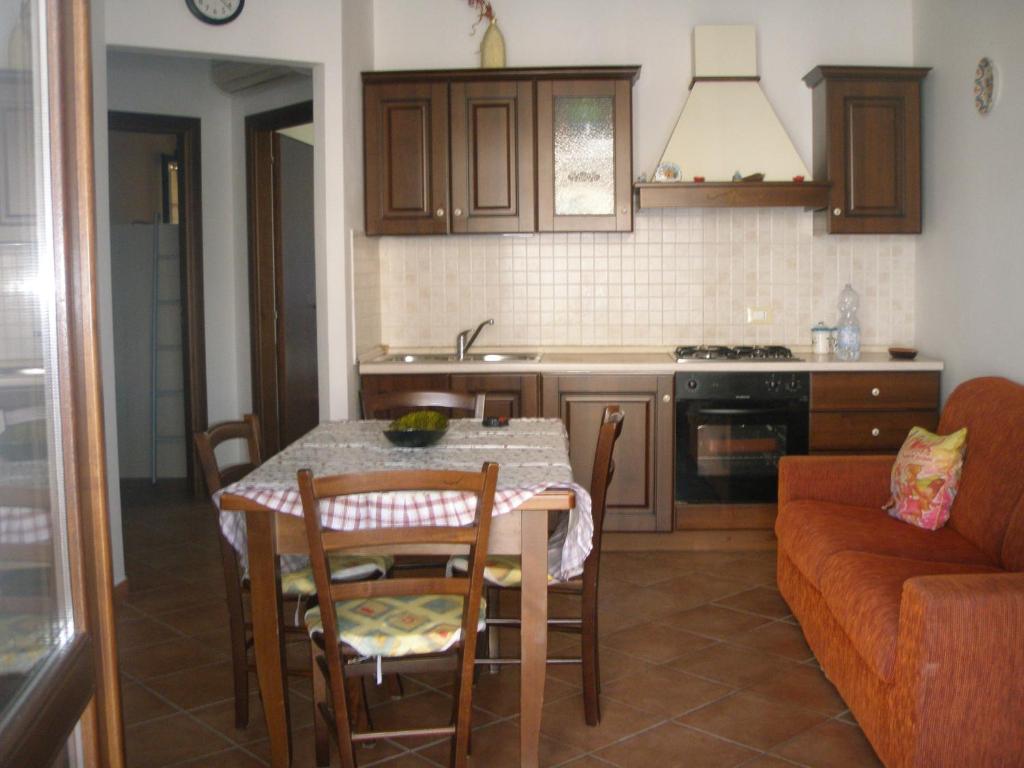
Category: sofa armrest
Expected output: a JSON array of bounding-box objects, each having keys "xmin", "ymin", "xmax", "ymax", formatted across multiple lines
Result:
[
  {"xmin": 778, "ymin": 455, "xmax": 894, "ymax": 509},
  {"xmin": 896, "ymin": 572, "xmax": 1024, "ymax": 766}
]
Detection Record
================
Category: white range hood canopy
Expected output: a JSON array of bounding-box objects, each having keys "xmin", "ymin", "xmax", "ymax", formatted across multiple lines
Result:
[{"xmin": 656, "ymin": 25, "xmax": 809, "ymax": 182}]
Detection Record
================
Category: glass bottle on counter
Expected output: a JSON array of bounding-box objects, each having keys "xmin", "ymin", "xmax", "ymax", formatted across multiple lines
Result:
[{"xmin": 834, "ymin": 283, "xmax": 861, "ymax": 361}]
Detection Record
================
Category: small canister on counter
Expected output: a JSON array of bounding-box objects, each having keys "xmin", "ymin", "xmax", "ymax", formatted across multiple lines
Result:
[{"xmin": 811, "ymin": 322, "xmax": 836, "ymax": 355}]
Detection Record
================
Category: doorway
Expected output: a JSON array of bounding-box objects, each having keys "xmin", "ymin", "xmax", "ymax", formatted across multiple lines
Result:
[
  {"xmin": 246, "ymin": 101, "xmax": 317, "ymax": 455},
  {"xmin": 106, "ymin": 113, "xmax": 207, "ymax": 496}
]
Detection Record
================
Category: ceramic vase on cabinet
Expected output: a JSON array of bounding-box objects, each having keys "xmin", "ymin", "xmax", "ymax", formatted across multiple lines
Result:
[{"xmin": 480, "ymin": 19, "xmax": 506, "ymax": 68}]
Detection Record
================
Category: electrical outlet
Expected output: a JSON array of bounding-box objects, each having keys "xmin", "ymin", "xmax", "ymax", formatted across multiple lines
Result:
[{"xmin": 746, "ymin": 306, "xmax": 772, "ymax": 324}]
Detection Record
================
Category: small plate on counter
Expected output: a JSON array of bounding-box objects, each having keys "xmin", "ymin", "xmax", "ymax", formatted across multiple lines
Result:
[{"xmin": 888, "ymin": 347, "xmax": 918, "ymax": 360}]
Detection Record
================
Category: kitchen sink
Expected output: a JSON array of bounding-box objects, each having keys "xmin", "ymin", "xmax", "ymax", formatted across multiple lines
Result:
[{"xmin": 375, "ymin": 352, "xmax": 540, "ymax": 364}]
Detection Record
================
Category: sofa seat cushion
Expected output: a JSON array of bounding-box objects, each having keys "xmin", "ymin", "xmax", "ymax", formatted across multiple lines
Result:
[
  {"xmin": 776, "ymin": 500, "xmax": 993, "ymax": 588},
  {"xmin": 819, "ymin": 552, "xmax": 1003, "ymax": 680}
]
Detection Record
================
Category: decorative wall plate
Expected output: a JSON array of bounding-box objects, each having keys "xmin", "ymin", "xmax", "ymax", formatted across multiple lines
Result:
[
  {"xmin": 653, "ymin": 162, "xmax": 682, "ymax": 182},
  {"xmin": 974, "ymin": 57, "xmax": 995, "ymax": 114}
]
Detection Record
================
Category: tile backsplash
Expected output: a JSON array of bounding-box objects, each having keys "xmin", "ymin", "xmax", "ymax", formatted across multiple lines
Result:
[{"xmin": 357, "ymin": 208, "xmax": 915, "ymax": 351}]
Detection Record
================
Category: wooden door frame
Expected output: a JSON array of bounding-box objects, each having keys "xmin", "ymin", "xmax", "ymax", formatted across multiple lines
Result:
[
  {"xmin": 245, "ymin": 100, "xmax": 313, "ymax": 457},
  {"xmin": 106, "ymin": 111, "xmax": 207, "ymax": 496},
  {"xmin": 0, "ymin": 0, "xmax": 123, "ymax": 765}
]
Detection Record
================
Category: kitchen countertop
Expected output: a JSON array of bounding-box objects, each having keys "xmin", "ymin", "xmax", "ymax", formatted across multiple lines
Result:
[{"xmin": 359, "ymin": 348, "xmax": 944, "ymax": 375}]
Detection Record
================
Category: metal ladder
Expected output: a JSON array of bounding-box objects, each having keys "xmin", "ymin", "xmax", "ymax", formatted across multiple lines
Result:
[{"xmin": 149, "ymin": 216, "xmax": 185, "ymax": 483}]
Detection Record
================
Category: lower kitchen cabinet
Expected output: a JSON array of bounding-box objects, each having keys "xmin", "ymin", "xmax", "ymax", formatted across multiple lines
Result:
[
  {"xmin": 542, "ymin": 374, "xmax": 674, "ymax": 532},
  {"xmin": 810, "ymin": 371, "xmax": 940, "ymax": 453},
  {"xmin": 359, "ymin": 373, "xmax": 540, "ymax": 418},
  {"xmin": 449, "ymin": 373, "xmax": 539, "ymax": 419}
]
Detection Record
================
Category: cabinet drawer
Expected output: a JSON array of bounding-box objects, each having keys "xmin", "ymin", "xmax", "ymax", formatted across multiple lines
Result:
[
  {"xmin": 811, "ymin": 372, "xmax": 939, "ymax": 411},
  {"xmin": 810, "ymin": 410, "xmax": 938, "ymax": 453}
]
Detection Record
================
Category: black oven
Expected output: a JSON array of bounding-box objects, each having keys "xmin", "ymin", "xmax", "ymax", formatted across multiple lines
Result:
[{"xmin": 675, "ymin": 372, "xmax": 809, "ymax": 504}]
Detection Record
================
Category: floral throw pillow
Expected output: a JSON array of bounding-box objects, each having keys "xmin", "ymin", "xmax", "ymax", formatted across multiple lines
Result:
[{"xmin": 885, "ymin": 426, "xmax": 968, "ymax": 530}]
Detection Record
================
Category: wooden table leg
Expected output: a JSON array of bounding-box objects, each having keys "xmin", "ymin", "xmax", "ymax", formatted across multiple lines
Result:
[
  {"xmin": 246, "ymin": 509, "xmax": 292, "ymax": 768},
  {"xmin": 519, "ymin": 509, "xmax": 548, "ymax": 767}
]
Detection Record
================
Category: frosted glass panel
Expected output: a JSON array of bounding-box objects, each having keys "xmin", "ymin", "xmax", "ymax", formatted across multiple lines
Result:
[{"xmin": 553, "ymin": 96, "xmax": 615, "ymax": 216}]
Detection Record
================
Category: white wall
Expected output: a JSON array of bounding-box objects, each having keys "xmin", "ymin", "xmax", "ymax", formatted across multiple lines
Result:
[
  {"xmin": 372, "ymin": 0, "xmax": 914, "ymax": 177},
  {"xmin": 913, "ymin": 0, "xmax": 1024, "ymax": 397},
  {"xmin": 342, "ymin": 0, "xmax": 375, "ymax": 416},
  {"xmin": 99, "ymin": 0, "xmax": 357, "ymax": 421},
  {"xmin": 107, "ymin": 52, "xmax": 241, "ymax": 422}
]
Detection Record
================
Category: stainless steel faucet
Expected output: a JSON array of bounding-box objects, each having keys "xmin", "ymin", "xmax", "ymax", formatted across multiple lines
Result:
[{"xmin": 455, "ymin": 319, "xmax": 494, "ymax": 360}]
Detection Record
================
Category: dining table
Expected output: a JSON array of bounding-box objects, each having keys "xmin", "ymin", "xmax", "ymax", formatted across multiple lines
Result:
[{"xmin": 215, "ymin": 417, "xmax": 592, "ymax": 768}]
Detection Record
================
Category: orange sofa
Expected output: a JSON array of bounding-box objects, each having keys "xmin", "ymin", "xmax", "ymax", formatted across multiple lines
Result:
[{"xmin": 776, "ymin": 376, "xmax": 1024, "ymax": 768}]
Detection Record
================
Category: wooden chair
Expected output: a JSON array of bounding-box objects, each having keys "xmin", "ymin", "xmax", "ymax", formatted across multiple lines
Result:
[
  {"xmin": 448, "ymin": 405, "xmax": 624, "ymax": 725},
  {"xmin": 361, "ymin": 390, "xmax": 485, "ymax": 420},
  {"xmin": 298, "ymin": 463, "xmax": 499, "ymax": 768},
  {"xmin": 194, "ymin": 414, "xmax": 393, "ymax": 728}
]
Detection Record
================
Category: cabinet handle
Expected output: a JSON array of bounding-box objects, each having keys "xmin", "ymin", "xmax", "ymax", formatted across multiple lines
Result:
[
  {"xmin": 662, "ymin": 394, "xmax": 671, "ymax": 403},
  {"xmin": 871, "ymin": 427, "xmax": 881, "ymax": 437},
  {"xmin": 621, "ymin": 207, "xmax": 629, "ymax": 215},
  {"xmin": 833, "ymin": 207, "xmax": 842, "ymax": 216},
  {"xmin": 453, "ymin": 208, "xmax": 463, "ymax": 217},
  {"xmin": 435, "ymin": 208, "xmax": 445, "ymax": 218},
  {"xmin": 871, "ymin": 387, "xmax": 881, "ymax": 397}
]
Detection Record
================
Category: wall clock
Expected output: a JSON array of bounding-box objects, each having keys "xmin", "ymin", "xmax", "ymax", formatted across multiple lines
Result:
[{"xmin": 185, "ymin": 0, "xmax": 244, "ymax": 25}]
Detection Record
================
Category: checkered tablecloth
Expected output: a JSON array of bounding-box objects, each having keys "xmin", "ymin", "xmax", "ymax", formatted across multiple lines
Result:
[
  {"xmin": 0, "ymin": 460, "xmax": 52, "ymax": 545},
  {"xmin": 215, "ymin": 419, "xmax": 593, "ymax": 581}
]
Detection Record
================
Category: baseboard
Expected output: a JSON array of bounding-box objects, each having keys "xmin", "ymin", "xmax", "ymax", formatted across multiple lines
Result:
[{"xmin": 603, "ymin": 529, "xmax": 777, "ymax": 552}]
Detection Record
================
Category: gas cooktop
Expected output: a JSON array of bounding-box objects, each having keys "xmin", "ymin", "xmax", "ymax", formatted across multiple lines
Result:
[{"xmin": 673, "ymin": 345, "xmax": 802, "ymax": 362}]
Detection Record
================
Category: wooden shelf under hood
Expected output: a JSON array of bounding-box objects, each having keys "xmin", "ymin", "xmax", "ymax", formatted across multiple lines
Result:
[{"xmin": 635, "ymin": 181, "xmax": 830, "ymax": 210}]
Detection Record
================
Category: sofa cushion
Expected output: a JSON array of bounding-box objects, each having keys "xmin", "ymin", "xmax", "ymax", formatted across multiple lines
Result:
[
  {"xmin": 938, "ymin": 377, "xmax": 1024, "ymax": 565},
  {"xmin": 776, "ymin": 500, "xmax": 993, "ymax": 588},
  {"xmin": 818, "ymin": 552, "xmax": 1003, "ymax": 681}
]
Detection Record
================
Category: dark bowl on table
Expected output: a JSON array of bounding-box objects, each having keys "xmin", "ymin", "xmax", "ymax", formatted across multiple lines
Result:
[
  {"xmin": 382, "ymin": 409, "xmax": 449, "ymax": 448},
  {"xmin": 383, "ymin": 427, "xmax": 448, "ymax": 448}
]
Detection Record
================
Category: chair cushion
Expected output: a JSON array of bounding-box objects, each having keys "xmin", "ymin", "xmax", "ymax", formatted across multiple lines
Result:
[
  {"xmin": 776, "ymin": 500, "xmax": 993, "ymax": 588},
  {"xmin": 886, "ymin": 426, "xmax": 968, "ymax": 530},
  {"xmin": 819, "ymin": 551, "xmax": 1003, "ymax": 680},
  {"xmin": 279, "ymin": 553, "xmax": 394, "ymax": 596},
  {"xmin": 446, "ymin": 554, "xmax": 557, "ymax": 587},
  {"xmin": 305, "ymin": 594, "xmax": 485, "ymax": 658}
]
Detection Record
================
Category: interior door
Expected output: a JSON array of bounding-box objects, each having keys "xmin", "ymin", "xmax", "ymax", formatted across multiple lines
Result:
[
  {"xmin": 0, "ymin": 0, "xmax": 123, "ymax": 765},
  {"xmin": 276, "ymin": 134, "xmax": 318, "ymax": 447},
  {"xmin": 246, "ymin": 102, "xmax": 318, "ymax": 456}
]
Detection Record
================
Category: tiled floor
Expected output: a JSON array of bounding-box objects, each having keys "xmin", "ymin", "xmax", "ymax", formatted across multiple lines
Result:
[{"xmin": 118, "ymin": 485, "xmax": 882, "ymax": 768}]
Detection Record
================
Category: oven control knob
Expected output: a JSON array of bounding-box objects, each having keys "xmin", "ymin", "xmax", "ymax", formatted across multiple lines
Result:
[
  {"xmin": 686, "ymin": 378, "xmax": 699, "ymax": 391},
  {"xmin": 765, "ymin": 376, "xmax": 779, "ymax": 391},
  {"xmin": 786, "ymin": 378, "xmax": 800, "ymax": 391}
]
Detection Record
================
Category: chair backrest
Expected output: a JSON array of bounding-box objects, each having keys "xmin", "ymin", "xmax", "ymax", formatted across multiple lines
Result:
[
  {"xmin": 581, "ymin": 406, "xmax": 625, "ymax": 586},
  {"xmin": 361, "ymin": 390, "xmax": 485, "ymax": 420},
  {"xmin": 193, "ymin": 414, "xmax": 262, "ymax": 496},
  {"xmin": 297, "ymin": 463, "xmax": 499, "ymax": 744},
  {"xmin": 937, "ymin": 377, "xmax": 1024, "ymax": 568}
]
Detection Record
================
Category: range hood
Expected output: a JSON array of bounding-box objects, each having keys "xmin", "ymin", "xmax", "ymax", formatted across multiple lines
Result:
[
  {"xmin": 636, "ymin": 26, "xmax": 827, "ymax": 210},
  {"xmin": 658, "ymin": 25, "xmax": 808, "ymax": 181}
]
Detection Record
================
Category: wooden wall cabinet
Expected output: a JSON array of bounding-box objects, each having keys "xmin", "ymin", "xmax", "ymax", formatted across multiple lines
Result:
[
  {"xmin": 364, "ymin": 81, "xmax": 449, "ymax": 235},
  {"xmin": 536, "ymin": 79, "xmax": 633, "ymax": 232},
  {"xmin": 360, "ymin": 373, "xmax": 540, "ymax": 419},
  {"xmin": 809, "ymin": 371, "xmax": 940, "ymax": 453},
  {"xmin": 363, "ymin": 67, "xmax": 639, "ymax": 236},
  {"xmin": 450, "ymin": 81, "xmax": 535, "ymax": 233},
  {"xmin": 805, "ymin": 66, "xmax": 930, "ymax": 234},
  {"xmin": 542, "ymin": 374, "xmax": 673, "ymax": 532}
]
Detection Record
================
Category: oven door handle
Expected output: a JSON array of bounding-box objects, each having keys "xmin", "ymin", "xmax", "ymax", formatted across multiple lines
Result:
[{"xmin": 696, "ymin": 406, "xmax": 790, "ymax": 416}]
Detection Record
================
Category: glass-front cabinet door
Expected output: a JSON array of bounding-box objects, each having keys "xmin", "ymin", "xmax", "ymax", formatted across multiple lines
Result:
[
  {"xmin": 0, "ymin": 0, "xmax": 122, "ymax": 765},
  {"xmin": 536, "ymin": 78, "xmax": 633, "ymax": 232}
]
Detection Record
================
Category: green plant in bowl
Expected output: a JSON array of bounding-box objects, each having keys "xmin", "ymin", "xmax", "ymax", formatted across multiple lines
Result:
[{"xmin": 384, "ymin": 410, "xmax": 449, "ymax": 447}]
